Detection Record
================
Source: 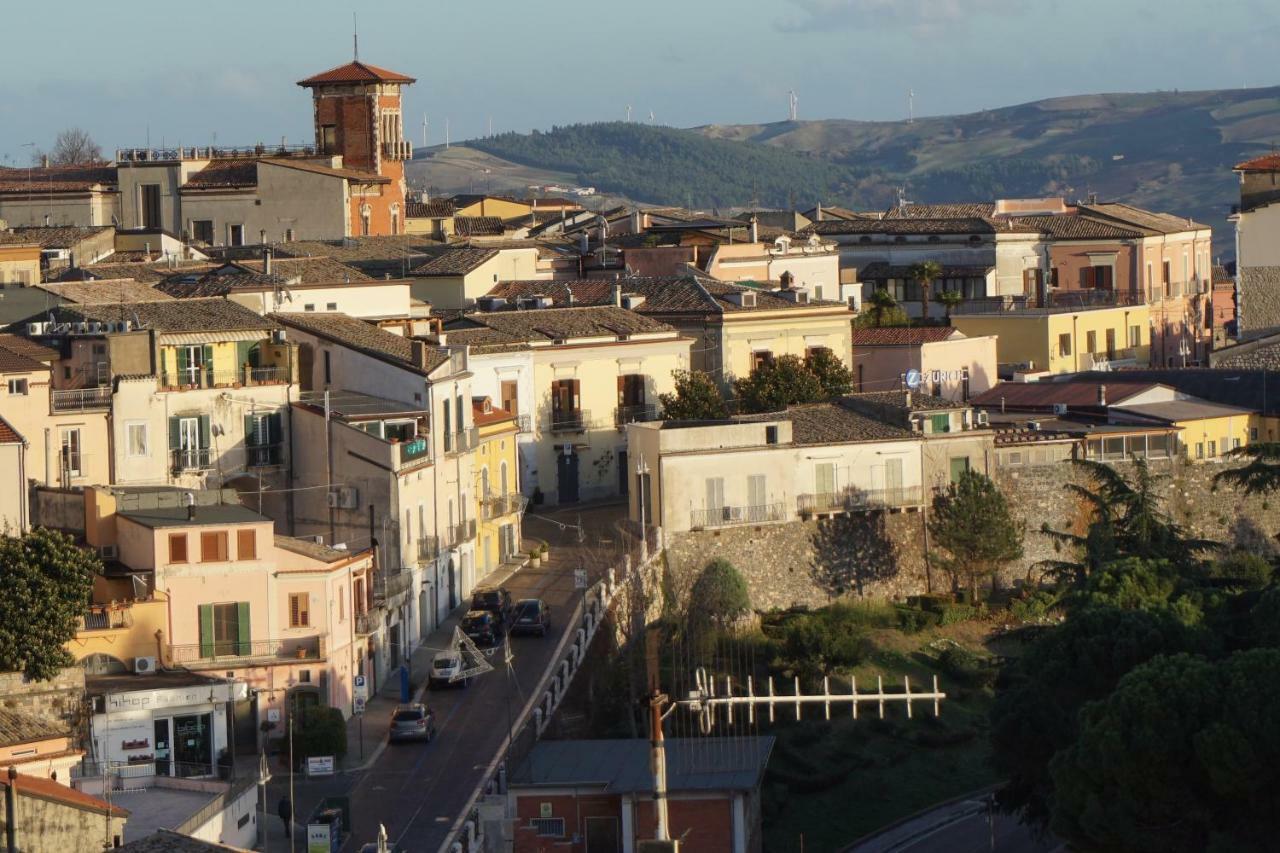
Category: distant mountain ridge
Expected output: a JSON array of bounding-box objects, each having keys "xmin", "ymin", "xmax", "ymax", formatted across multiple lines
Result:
[{"xmin": 445, "ymin": 85, "xmax": 1280, "ymax": 254}]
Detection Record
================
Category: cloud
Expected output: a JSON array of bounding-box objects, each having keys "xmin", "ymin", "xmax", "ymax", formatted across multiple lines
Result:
[{"xmin": 779, "ymin": 0, "xmax": 1024, "ymax": 33}]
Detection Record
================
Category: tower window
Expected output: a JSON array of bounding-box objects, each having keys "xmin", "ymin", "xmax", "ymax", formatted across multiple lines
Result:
[{"xmin": 320, "ymin": 125, "xmax": 336, "ymax": 154}]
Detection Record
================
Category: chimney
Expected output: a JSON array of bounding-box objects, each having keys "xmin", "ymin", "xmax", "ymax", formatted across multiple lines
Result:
[
  {"xmin": 263, "ymin": 246, "xmax": 273, "ymax": 276},
  {"xmin": 411, "ymin": 339, "xmax": 431, "ymax": 368},
  {"xmin": 1097, "ymin": 384, "xmax": 1106, "ymax": 407},
  {"xmin": 613, "ymin": 283, "xmax": 623, "ymax": 307},
  {"xmin": 41, "ymin": 154, "xmax": 49, "ymax": 169},
  {"xmin": 749, "ymin": 215, "xmax": 759, "ymax": 244},
  {"xmin": 631, "ymin": 209, "xmax": 642, "ymax": 232},
  {"xmin": 780, "ymin": 270, "xmax": 795, "ymax": 291},
  {"xmin": 579, "ymin": 231, "xmax": 589, "ymax": 254},
  {"xmin": 815, "ymin": 202, "xmax": 823, "ymax": 222}
]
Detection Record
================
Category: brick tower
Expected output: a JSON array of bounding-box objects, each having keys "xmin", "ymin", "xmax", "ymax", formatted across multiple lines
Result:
[{"xmin": 298, "ymin": 59, "xmax": 416, "ymax": 236}]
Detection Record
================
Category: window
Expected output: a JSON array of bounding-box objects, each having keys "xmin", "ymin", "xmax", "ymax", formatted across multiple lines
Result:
[
  {"xmin": 285, "ymin": 228, "xmax": 295, "ymax": 242},
  {"xmin": 930, "ymin": 414, "xmax": 950, "ymax": 434},
  {"xmin": 289, "ymin": 593, "xmax": 310, "ymax": 628},
  {"xmin": 199, "ymin": 602, "xmax": 249, "ymax": 658},
  {"xmin": 1058, "ymin": 334, "xmax": 1072, "ymax": 357},
  {"xmin": 1081, "ymin": 265, "xmax": 1113, "ymax": 290},
  {"xmin": 1207, "ymin": 440, "xmax": 1217, "ymax": 458},
  {"xmin": 752, "ymin": 350, "xmax": 774, "ymax": 371},
  {"xmin": 304, "ymin": 304, "xmax": 315, "ymax": 312},
  {"xmin": 1252, "ymin": 427, "xmax": 1260, "ymax": 441},
  {"xmin": 765, "ymin": 425, "xmax": 779, "ymax": 444},
  {"xmin": 320, "ymin": 125, "xmax": 336, "ymax": 154},
  {"xmin": 169, "ymin": 415, "xmax": 210, "ymax": 471},
  {"xmin": 949, "ymin": 456, "xmax": 970, "ymax": 483},
  {"xmin": 442, "ymin": 400, "xmax": 452, "ymax": 451},
  {"xmin": 191, "ymin": 220, "xmax": 214, "ymax": 244},
  {"xmin": 1162, "ymin": 260, "xmax": 1171, "ymax": 286},
  {"xmin": 815, "ymin": 462, "xmax": 836, "ymax": 496},
  {"xmin": 531, "ymin": 818, "xmax": 565, "ymax": 838},
  {"xmin": 1129, "ymin": 325, "xmax": 1141, "ymax": 347},
  {"xmin": 237, "ymin": 529, "xmax": 256, "ymax": 560},
  {"xmin": 245, "ymin": 412, "xmax": 283, "ymax": 466},
  {"xmin": 1105, "ymin": 328, "xmax": 1116, "ymax": 359},
  {"xmin": 169, "ymin": 533, "xmax": 188, "ymax": 564},
  {"xmin": 326, "ymin": 302, "xmax": 337, "ymax": 311},
  {"xmin": 1195, "ymin": 442, "xmax": 1204, "ymax": 459},
  {"xmin": 200, "ymin": 531, "xmax": 228, "ymax": 562},
  {"xmin": 6, "ymin": 378, "xmax": 28, "ymax": 395},
  {"xmin": 500, "ymin": 380, "xmax": 518, "ymax": 414},
  {"xmin": 1234, "ymin": 438, "xmax": 1242, "ymax": 450},
  {"xmin": 60, "ymin": 427, "xmax": 82, "ymax": 477},
  {"xmin": 140, "ymin": 184, "xmax": 161, "ymax": 229},
  {"xmin": 500, "ymin": 460, "xmax": 509, "ymax": 494},
  {"xmin": 126, "ymin": 422, "xmax": 148, "ymax": 457},
  {"xmin": 550, "ymin": 379, "xmax": 581, "ymax": 428},
  {"xmin": 228, "ymin": 224, "xmax": 245, "ymax": 247},
  {"xmin": 705, "ymin": 477, "xmax": 725, "ymax": 514},
  {"xmin": 1085, "ymin": 331, "xmax": 1097, "ymax": 354},
  {"xmin": 747, "ymin": 474, "xmax": 767, "ymax": 512},
  {"xmin": 323, "ymin": 351, "xmax": 331, "ymax": 385}
]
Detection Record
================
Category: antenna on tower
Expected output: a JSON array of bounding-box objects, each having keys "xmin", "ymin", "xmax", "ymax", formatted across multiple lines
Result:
[
  {"xmin": 908, "ymin": 88, "xmax": 914, "ymax": 124},
  {"xmin": 422, "ymin": 115, "xmax": 428, "ymax": 148},
  {"xmin": 488, "ymin": 116, "xmax": 493, "ymax": 138},
  {"xmin": 626, "ymin": 104, "xmax": 633, "ymax": 123},
  {"xmin": 352, "ymin": 12, "xmax": 359, "ymax": 61},
  {"xmin": 789, "ymin": 90, "xmax": 798, "ymax": 122},
  {"xmin": 648, "ymin": 109, "xmax": 655, "ymax": 124}
]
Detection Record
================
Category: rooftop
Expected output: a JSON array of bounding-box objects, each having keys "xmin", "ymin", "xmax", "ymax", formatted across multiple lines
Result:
[
  {"xmin": 1111, "ymin": 399, "xmax": 1255, "ymax": 423},
  {"xmin": 0, "ymin": 414, "xmax": 23, "ymax": 444},
  {"xmin": 295, "ymin": 389, "xmax": 429, "ymax": 420},
  {"xmin": 406, "ymin": 199, "xmax": 456, "ymax": 219},
  {"xmin": 117, "ymin": 504, "xmax": 269, "ymax": 529},
  {"xmin": 47, "ymin": 298, "xmax": 277, "ymax": 333},
  {"xmin": 118, "ymin": 829, "xmax": 250, "ymax": 852},
  {"xmin": 273, "ymin": 311, "xmax": 449, "ymax": 373},
  {"xmin": 409, "ymin": 247, "xmax": 499, "ymax": 276},
  {"xmin": 4, "ymin": 225, "xmax": 113, "ymax": 248},
  {"xmin": 444, "ymin": 305, "xmax": 677, "ymax": 352},
  {"xmin": 275, "ymin": 534, "xmax": 362, "ymax": 563},
  {"xmin": 86, "ymin": 670, "xmax": 228, "ymax": 696},
  {"xmin": 847, "ymin": 390, "xmax": 966, "ymax": 412},
  {"xmin": 851, "ymin": 326, "xmax": 965, "ymax": 346},
  {"xmin": 53, "ymin": 260, "xmax": 216, "ymax": 285},
  {"xmin": 971, "ymin": 381, "xmax": 1166, "ymax": 410},
  {"xmin": 509, "ymin": 737, "xmax": 774, "ymax": 794},
  {"xmin": 0, "ymin": 771, "xmax": 127, "ymax": 818},
  {"xmin": 487, "ymin": 275, "xmax": 847, "ymax": 315},
  {"xmin": 297, "ymin": 60, "xmax": 416, "ymax": 86},
  {"xmin": 0, "ymin": 164, "xmax": 117, "ymax": 194},
  {"xmin": 0, "ymin": 707, "xmax": 69, "ymax": 747},
  {"xmin": 736, "ymin": 401, "xmax": 914, "ymax": 444},
  {"xmin": 453, "ymin": 216, "xmax": 506, "ymax": 237},
  {"xmin": 37, "ymin": 279, "xmax": 172, "ymax": 304}
]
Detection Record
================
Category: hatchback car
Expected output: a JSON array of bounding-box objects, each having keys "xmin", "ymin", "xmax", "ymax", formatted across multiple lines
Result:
[
  {"xmin": 388, "ymin": 703, "xmax": 436, "ymax": 743},
  {"xmin": 509, "ymin": 598, "xmax": 552, "ymax": 637},
  {"xmin": 461, "ymin": 610, "xmax": 501, "ymax": 646},
  {"xmin": 429, "ymin": 651, "xmax": 469, "ymax": 688},
  {"xmin": 470, "ymin": 586, "xmax": 515, "ymax": 626}
]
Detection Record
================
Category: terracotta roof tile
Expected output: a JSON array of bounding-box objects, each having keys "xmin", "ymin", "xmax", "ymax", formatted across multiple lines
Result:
[
  {"xmin": 0, "ymin": 414, "xmax": 24, "ymax": 444},
  {"xmin": 406, "ymin": 200, "xmax": 455, "ymax": 218},
  {"xmin": 0, "ymin": 334, "xmax": 59, "ymax": 362},
  {"xmin": 409, "ymin": 247, "xmax": 498, "ymax": 276},
  {"xmin": 971, "ymin": 380, "xmax": 1162, "ymax": 409},
  {"xmin": 0, "ymin": 770, "xmax": 127, "ymax": 817},
  {"xmin": 37, "ymin": 279, "xmax": 173, "ymax": 304},
  {"xmin": 0, "ymin": 164, "xmax": 116, "ymax": 194},
  {"xmin": 445, "ymin": 305, "xmax": 676, "ymax": 352},
  {"xmin": 273, "ymin": 311, "xmax": 448, "ymax": 373},
  {"xmin": 182, "ymin": 159, "xmax": 258, "ymax": 189},
  {"xmin": 454, "ymin": 216, "xmax": 505, "ymax": 237},
  {"xmin": 54, "ymin": 260, "xmax": 215, "ymax": 285},
  {"xmin": 735, "ymin": 400, "xmax": 913, "ymax": 444},
  {"xmin": 49, "ymin": 298, "xmax": 276, "ymax": 333},
  {"xmin": 297, "ymin": 60, "xmax": 416, "ymax": 86},
  {"xmin": 0, "ymin": 342, "xmax": 51, "ymax": 373},
  {"xmin": 260, "ymin": 158, "xmax": 388, "ymax": 185},
  {"xmin": 1236, "ymin": 154, "xmax": 1280, "ymax": 172},
  {"xmin": 851, "ymin": 327, "xmax": 962, "ymax": 346},
  {"xmin": 4, "ymin": 226, "xmax": 113, "ymax": 248},
  {"xmin": 487, "ymin": 275, "xmax": 847, "ymax": 315},
  {"xmin": 0, "ymin": 707, "xmax": 68, "ymax": 746}
]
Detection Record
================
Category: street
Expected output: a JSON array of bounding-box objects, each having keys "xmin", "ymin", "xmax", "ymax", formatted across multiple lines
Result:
[
  {"xmin": 269, "ymin": 503, "xmax": 633, "ymax": 853},
  {"xmin": 845, "ymin": 797, "xmax": 1063, "ymax": 853}
]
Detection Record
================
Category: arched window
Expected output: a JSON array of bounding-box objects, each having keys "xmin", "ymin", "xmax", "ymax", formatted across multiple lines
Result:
[
  {"xmin": 480, "ymin": 467, "xmax": 490, "ymax": 499},
  {"xmin": 500, "ymin": 461, "xmax": 509, "ymax": 495},
  {"xmin": 359, "ymin": 204, "xmax": 372, "ymax": 237},
  {"xmin": 82, "ymin": 653, "xmax": 128, "ymax": 675},
  {"xmin": 390, "ymin": 203, "xmax": 400, "ymax": 236}
]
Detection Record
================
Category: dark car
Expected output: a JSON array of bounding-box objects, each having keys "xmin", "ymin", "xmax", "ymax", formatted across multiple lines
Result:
[
  {"xmin": 461, "ymin": 610, "xmax": 501, "ymax": 646},
  {"xmin": 509, "ymin": 598, "xmax": 552, "ymax": 637},
  {"xmin": 389, "ymin": 703, "xmax": 436, "ymax": 743},
  {"xmin": 470, "ymin": 586, "xmax": 514, "ymax": 626}
]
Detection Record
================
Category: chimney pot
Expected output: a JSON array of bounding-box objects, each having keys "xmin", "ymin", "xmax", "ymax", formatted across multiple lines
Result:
[
  {"xmin": 263, "ymin": 246, "xmax": 272, "ymax": 276},
  {"xmin": 1097, "ymin": 384, "xmax": 1107, "ymax": 406},
  {"xmin": 613, "ymin": 283, "xmax": 623, "ymax": 307},
  {"xmin": 749, "ymin": 215, "xmax": 759, "ymax": 244}
]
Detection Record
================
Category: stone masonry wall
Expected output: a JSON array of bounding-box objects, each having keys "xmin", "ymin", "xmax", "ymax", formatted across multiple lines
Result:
[{"xmin": 663, "ymin": 457, "xmax": 1280, "ymax": 612}]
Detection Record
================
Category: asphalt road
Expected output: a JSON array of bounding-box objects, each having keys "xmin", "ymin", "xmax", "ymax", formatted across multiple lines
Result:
[{"xmin": 847, "ymin": 799, "xmax": 1062, "ymax": 853}]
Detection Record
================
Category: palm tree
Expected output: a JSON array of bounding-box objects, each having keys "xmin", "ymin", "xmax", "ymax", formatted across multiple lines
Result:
[
  {"xmin": 937, "ymin": 288, "xmax": 964, "ymax": 321},
  {"xmin": 864, "ymin": 288, "xmax": 899, "ymax": 327},
  {"xmin": 910, "ymin": 260, "xmax": 943, "ymax": 323}
]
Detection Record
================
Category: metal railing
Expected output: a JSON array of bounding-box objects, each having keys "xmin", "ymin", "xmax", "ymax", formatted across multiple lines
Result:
[
  {"xmin": 950, "ymin": 290, "xmax": 1146, "ymax": 315},
  {"xmin": 1087, "ymin": 347, "xmax": 1139, "ymax": 369},
  {"xmin": 417, "ymin": 536, "xmax": 440, "ymax": 562},
  {"xmin": 444, "ymin": 427, "xmax": 478, "ymax": 455},
  {"xmin": 355, "ymin": 611, "xmax": 377, "ymax": 636},
  {"xmin": 482, "ymin": 493, "xmax": 529, "ymax": 520},
  {"xmin": 246, "ymin": 444, "xmax": 283, "ymax": 467},
  {"xmin": 374, "ymin": 568, "xmax": 413, "ymax": 604},
  {"xmin": 80, "ymin": 605, "xmax": 133, "ymax": 631},
  {"xmin": 172, "ymin": 448, "xmax": 214, "ymax": 472},
  {"xmin": 615, "ymin": 403, "xmax": 658, "ymax": 427},
  {"xmin": 548, "ymin": 409, "xmax": 589, "ymax": 432},
  {"xmin": 513, "ymin": 414, "xmax": 532, "ymax": 433},
  {"xmin": 690, "ymin": 502, "xmax": 786, "ymax": 529},
  {"xmin": 51, "ymin": 386, "xmax": 111, "ymax": 411},
  {"xmin": 161, "ymin": 365, "xmax": 284, "ymax": 390},
  {"xmin": 451, "ymin": 519, "xmax": 477, "ymax": 544},
  {"xmin": 398, "ymin": 435, "xmax": 432, "ymax": 465},
  {"xmin": 797, "ymin": 486, "xmax": 924, "ymax": 515},
  {"xmin": 382, "ymin": 140, "xmax": 413, "ymax": 160},
  {"xmin": 169, "ymin": 635, "xmax": 323, "ymax": 666},
  {"xmin": 116, "ymin": 144, "xmax": 316, "ymax": 162}
]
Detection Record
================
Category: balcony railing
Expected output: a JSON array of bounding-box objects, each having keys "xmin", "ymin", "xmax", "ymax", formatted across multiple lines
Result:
[
  {"xmin": 549, "ymin": 409, "xmax": 589, "ymax": 432},
  {"xmin": 169, "ymin": 635, "xmax": 323, "ymax": 667},
  {"xmin": 374, "ymin": 568, "xmax": 413, "ymax": 604},
  {"xmin": 1087, "ymin": 347, "xmax": 1140, "ymax": 369},
  {"xmin": 951, "ymin": 290, "xmax": 1146, "ymax": 316},
  {"xmin": 398, "ymin": 435, "xmax": 432, "ymax": 466},
  {"xmin": 797, "ymin": 486, "xmax": 924, "ymax": 515},
  {"xmin": 615, "ymin": 403, "xmax": 658, "ymax": 428},
  {"xmin": 513, "ymin": 414, "xmax": 532, "ymax": 434},
  {"xmin": 690, "ymin": 502, "xmax": 786, "ymax": 530},
  {"xmin": 482, "ymin": 492, "xmax": 529, "ymax": 520},
  {"xmin": 246, "ymin": 444, "xmax": 283, "ymax": 467},
  {"xmin": 172, "ymin": 448, "xmax": 213, "ymax": 472},
  {"xmin": 160, "ymin": 365, "xmax": 284, "ymax": 390},
  {"xmin": 417, "ymin": 536, "xmax": 440, "ymax": 562},
  {"xmin": 80, "ymin": 605, "xmax": 133, "ymax": 631},
  {"xmin": 450, "ymin": 519, "xmax": 477, "ymax": 545},
  {"xmin": 382, "ymin": 140, "xmax": 413, "ymax": 160},
  {"xmin": 355, "ymin": 611, "xmax": 377, "ymax": 636},
  {"xmin": 116, "ymin": 143, "xmax": 317, "ymax": 162},
  {"xmin": 443, "ymin": 427, "xmax": 478, "ymax": 456},
  {"xmin": 51, "ymin": 386, "xmax": 111, "ymax": 412}
]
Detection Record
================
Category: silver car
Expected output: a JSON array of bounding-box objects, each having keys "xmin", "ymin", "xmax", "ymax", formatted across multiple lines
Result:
[
  {"xmin": 429, "ymin": 651, "xmax": 469, "ymax": 689},
  {"xmin": 389, "ymin": 703, "xmax": 437, "ymax": 743}
]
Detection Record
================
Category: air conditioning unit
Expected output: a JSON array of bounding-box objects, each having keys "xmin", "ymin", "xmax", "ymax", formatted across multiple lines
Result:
[
  {"xmin": 26, "ymin": 322, "xmax": 46, "ymax": 336},
  {"xmin": 338, "ymin": 487, "xmax": 359, "ymax": 509},
  {"xmin": 271, "ymin": 330, "xmax": 287, "ymax": 344},
  {"xmin": 1052, "ymin": 403, "xmax": 1069, "ymax": 415},
  {"xmin": 99, "ymin": 544, "xmax": 118, "ymax": 560},
  {"xmin": 134, "ymin": 656, "xmax": 157, "ymax": 674}
]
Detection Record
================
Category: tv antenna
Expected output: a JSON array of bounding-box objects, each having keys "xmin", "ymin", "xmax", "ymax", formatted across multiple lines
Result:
[
  {"xmin": 625, "ymin": 104, "xmax": 633, "ymax": 123},
  {"xmin": 788, "ymin": 89, "xmax": 798, "ymax": 122},
  {"xmin": 352, "ymin": 12, "xmax": 359, "ymax": 61}
]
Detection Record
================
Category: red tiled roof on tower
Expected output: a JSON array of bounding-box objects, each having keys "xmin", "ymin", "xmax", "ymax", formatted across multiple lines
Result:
[{"xmin": 297, "ymin": 61, "xmax": 416, "ymax": 87}]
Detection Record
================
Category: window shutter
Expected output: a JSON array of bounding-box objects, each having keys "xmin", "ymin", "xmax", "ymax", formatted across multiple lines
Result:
[
  {"xmin": 269, "ymin": 412, "xmax": 283, "ymax": 445},
  {"xmin": 236, "ymin": 602, "xmax": 251, "ymax": 655},
  {"xmin": 199, "ymin": 604, "xmax": 214, "ymax": 658},
  {"xmin": 203, "ymin": 345, "xmax": 215, "ymax": 382},
  {"xmin": 199, "ymin": 415, "xmax": 211, "ymax": 449},
  {"xmin": 244, "ymin": 415, "xmax": 257, "ymax": 448},
  {"xmin": 168, "ymin": 417, "xmax": 181, "ymax": 451},
  {"xmin": 617, "ymin": 375, "xmax": 625, "ymax": 406},
  {"xmin": 176, "ymin": 347, "xmax": 189, "ymax": 377}
]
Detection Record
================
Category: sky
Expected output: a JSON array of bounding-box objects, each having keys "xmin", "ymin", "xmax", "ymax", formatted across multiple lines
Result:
[{"xmin": 1, "ymin": 0, "xmax": 1277, "ymax": 165}]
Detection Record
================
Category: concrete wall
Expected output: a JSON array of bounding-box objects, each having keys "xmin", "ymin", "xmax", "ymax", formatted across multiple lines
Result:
[
  {"xmin": 852, "ymin": 335, "xmax": 999, "ymax": 401},
  {"xmin": 231, "ymin": 281, "xmax": 412, "ymax": 319},
  {"xmin": 0, "ymin": 192, "xmax": 120, "ymax": 229},
  {"xmin": 0, "ymin": 668, "xmax": 86, "ymax": 733},
  {"xmin": 0, "ymin": 442, "xmax": 27, "ymax": 533},
  {"xmin": 1240, "ymin": 203, "xmax": 1280, "ymax": 268},
  {"xmin": 0, "ymin": 787, "xmax": 126, "ymax": 853},
  {"xmin": 952, "ymin": 303, "xmax": 1151, "ymax": 373}
]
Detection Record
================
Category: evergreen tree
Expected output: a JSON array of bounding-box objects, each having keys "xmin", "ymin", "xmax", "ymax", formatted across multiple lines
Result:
[
  {"xmin": 0, "ymin": 528, "xmax": 97, "ymax": 681},
  {"xmin": 659, "ymin": 369, "xmax": 727, "ymax": 421},
  {"xmin": 804, "ymin": 348, "xmax": 854, "ymax": 398},
  {"xmin": 928, "ymin": 470, "xmax": 1024, "ymax": 600},
  {"xmin": 733, "ymin": 354, "xmax": 824, "ymax": 414}
]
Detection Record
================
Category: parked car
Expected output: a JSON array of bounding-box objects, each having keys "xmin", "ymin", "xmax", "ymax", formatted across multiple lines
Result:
[
  {"xmin": 509, "ymin": 598, "xmax": 552, "ymax": 637},
  {"xmin": 389, "ymin": 703, "xmax": 436, "ymax": 743},
  {"xmin": 430, "ymin": 651, "xmax": 469, "ymax": 688},
  {"xmin": 470, "ymin": 586, "xmax": 515, "ymax": 626},
  {"xmin": 461, "ymin": 610, "xmax": 501, "ymax": 646}
]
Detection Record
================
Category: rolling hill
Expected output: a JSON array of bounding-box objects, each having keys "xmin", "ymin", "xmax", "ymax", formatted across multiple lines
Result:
[{"xmin": 415, "ymin": 86, "xmax": 1280, "ymax": 254}]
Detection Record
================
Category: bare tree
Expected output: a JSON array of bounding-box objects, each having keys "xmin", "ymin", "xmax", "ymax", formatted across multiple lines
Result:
[{"xmin": 50, "ymin": 128, "xmax": 102, "ymax": 165}]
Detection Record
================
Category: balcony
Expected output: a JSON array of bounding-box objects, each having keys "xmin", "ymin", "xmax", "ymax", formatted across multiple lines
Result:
[
  {"xmin": 172, "ymin": 448, "xmax": 213, "ymax": 473},
  {"xmin": 549, "ymin": 409, "xmax": 589, "ymax": 433},
  {"xmin": 951, "ymin": 290, "xmax": 1146, "ymax": 316},
  {"xmin": 450, "ymin": 519, "xmax": 477, "ymax": 545},
  {"xmin": 690, "ymin": 502, "xmax": 786, "ymax": 530},
  {"xmin": 513, "ymin": 414, "xmax": 532, "ymax": 434},
  {"xmin": 482, "ymin": 492, "xmax": 529, "ymax": 520},
  {"xmin": 398, "ymin": 435, "xmax": 432, "ymax": 466},
  {"xmin": 246, "ymin": 444, "xmax": 283, "ymax": 468},
  {"xmin": 355, "ymin": 611, "xmax": 377, "ymax": 636},
  {"xmin": 374, "ymin": 568, "xmax": 413, "ymax": 604},
  {"xmin": 797, "ymin": 486, "xmax": 924, "ymax": 516},
  {"xmin": 382, "ymin": 139, "xmax": 413, "ymax": 161},
  {"xmin": 417, "ymin": 536, "xmax": 440, "ymax": 562},
  {"xmin": 160, "ymin": 364, "xmax": 285, "ymax": 391},
  {"xmin": 444, "ymin": 427, "xmax": 479, "ymax": 455},
  {"xmin": 79, "ymin": 605, "xmax": 133, "ymax": 631},
  {"xmin": 615, "ymin": 403, "xmax": 658, "ymax": 428},
  {"xmin": 1087, "ymin": 348, "xmax": 1140, "ymax": 369},
  {"xmin": 51, "ymin": 386, "xmax": 111, "ymax": 412},
  {"xmin": 169, "ymin": 635, "xmax": 324, "ymax": 669}
]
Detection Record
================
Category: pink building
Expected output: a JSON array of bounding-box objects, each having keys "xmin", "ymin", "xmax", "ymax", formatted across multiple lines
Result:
[{"xmin": 851, "ymin": 326, "xmax": 998, "ymax": 402}]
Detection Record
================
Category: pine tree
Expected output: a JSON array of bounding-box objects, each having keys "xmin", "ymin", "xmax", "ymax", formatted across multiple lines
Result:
[{"xmin": 928, "ymin": 470, "xmax": 1024, "ymax": 600}]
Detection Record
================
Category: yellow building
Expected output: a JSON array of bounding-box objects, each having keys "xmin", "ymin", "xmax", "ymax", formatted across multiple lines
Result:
[
  {"xmin": 473, "ymin": 398, "xmax": 525, "ymax": 576},
  {"xmin": 951, "ymin": 301, "xmax": 1152, "ymax": 374},
  {"xmin": 1109, "ymin": 399, "xmax": 1257, "ymax": 461},
  {"xmin": 451, "ymin": 195, "xmax": 535, "ymax": 220},
  {"xmin": 0, "ymin": 241, "xmax": 42, "ymax": 284}
]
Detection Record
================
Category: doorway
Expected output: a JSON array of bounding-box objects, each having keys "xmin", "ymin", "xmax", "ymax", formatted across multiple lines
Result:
[
  {"xmin": 617, "ymin": 449, "xmax": 628, "ymax": 497},
  {"xmin": 584, "ymin": 817, "xmax": 621, "ymax": 853},
  {"xmin": 557, "ymin": 449, "xmax": 579, "ymax": 504}
]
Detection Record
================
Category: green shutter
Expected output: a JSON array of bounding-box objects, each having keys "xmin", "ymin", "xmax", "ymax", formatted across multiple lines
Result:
[
  {"xmin": 198, "ymin": 415, "xmax": 211, "ymax": 450},
  {"xmin": 269, "ymin": 412, "xmax": 283, "ymax": 453},
  {"xmin": 236, "ymin": 602, "xmax": 251, "ymax": 655},
  {"xmin": 244, "ymin": 415, "xmax": 257, "ymax": 448},
  {"xmin": 175, "ymin": 347, "xmax": 188, "ymax": 385},
  {"xmin": 203, "ymin": 345, "xmax": 215, "ymax": 383},
  {"xmin": 198, "ymin": 604, "xmax": 214, "ymax": 658},
  {"xmin": 168, "ymin": 417, "xmax": 181, "ymax": 451},
  {"xmin": 235, "ymin": 340, "xmax": 253, "ymax": 368}
]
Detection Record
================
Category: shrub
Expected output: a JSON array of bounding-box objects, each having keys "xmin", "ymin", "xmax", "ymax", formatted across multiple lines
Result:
[
  {"xmin": 688, "ymin": 558, "xmax": 752, "ymax": 630},
  {"xmin": 894, "ymin": 605, "xmax": 941, "ymax": 633},
  {"xmin": 940, "ymin": 603, "xmax": 981, "ymax": 625},
  {"xmin": 1208, "ymin": 551, "xmax": 1274, "ymax": 589},
  {"xmin": 780, "ymin": 612, "xmax": 869, "ymax": 679},
  {"xmin": 1010, "ymin": 590, "xmax": 1060, "ymax": 622},
  {"xmin": 292, "ymin": 706, "xmax": 347, "ymax": 765},
  {"xmin": 938, "ymin": 645, "xmax": 996, "ymax": 687}
]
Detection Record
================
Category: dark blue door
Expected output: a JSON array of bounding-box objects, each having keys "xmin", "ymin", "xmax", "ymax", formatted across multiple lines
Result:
[{"xmin": 557, "ymin": 450, "xmax": 579, "ymax": 504}]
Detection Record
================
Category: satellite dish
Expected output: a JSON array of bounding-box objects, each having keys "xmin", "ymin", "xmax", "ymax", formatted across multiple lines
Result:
[{"xmin": 905, "ymin": 368, "xmax": 922, "ymax": 389}]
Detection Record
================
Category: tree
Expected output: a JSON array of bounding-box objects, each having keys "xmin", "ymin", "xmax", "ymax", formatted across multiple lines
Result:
[
  {"xmin": 936, "ymin": 288, "xmax": 964, "ymax": 319},
  {"xmin": 733, "ymin": 354, "xmax": 823, "ymax": 413},
  {"xmin": 291, "ymin": 705, "xmax": 348, "ymax": 766},
  {"xmin": 1049, "ymin": 649, "xmax": 1280, "ymax": 853},
  {"xmin": 1214, "ymin": 442, "xmax": 1280, "ymax": 495},
  {"xmin": 909, "ymin": 260, "xmax": 943, "ymax": 322},
  {"xmin": 687, "ymin": 558, "xmax": 751, "ymax": 631},
  {"xmin": 50, "ymin": 127, "xmax": 102, "ymax": 165},
  {"xmin": 0, "ymin": 529, "xmax": 96, "ymax": 681},
  {"xmin": 990, "ymin": 605, "xmax": 1209, "ymax": 828},
  {"xmin": 804, "ymin": 347, "xmax": 853, "ymax": 398},
  {"xmin": 928, "ymin": 470, "xmax": 1024, "ymax": 600},
  {"xmin": 856, "ymin": 288, "xmax": 909, "ymax": 328},
  {"xmin": 658, "ymin": 369, "xmax": 726, "ymax": 421}
]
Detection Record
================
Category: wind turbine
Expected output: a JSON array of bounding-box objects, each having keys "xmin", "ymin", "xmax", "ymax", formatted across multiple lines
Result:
[
  {"xmin": 626, "ymin": 104, "xmax": 633, "ymax": 123},
  {"xmin": 789, "ymin": 90, "xmax": 798, "ymax": 122}
]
